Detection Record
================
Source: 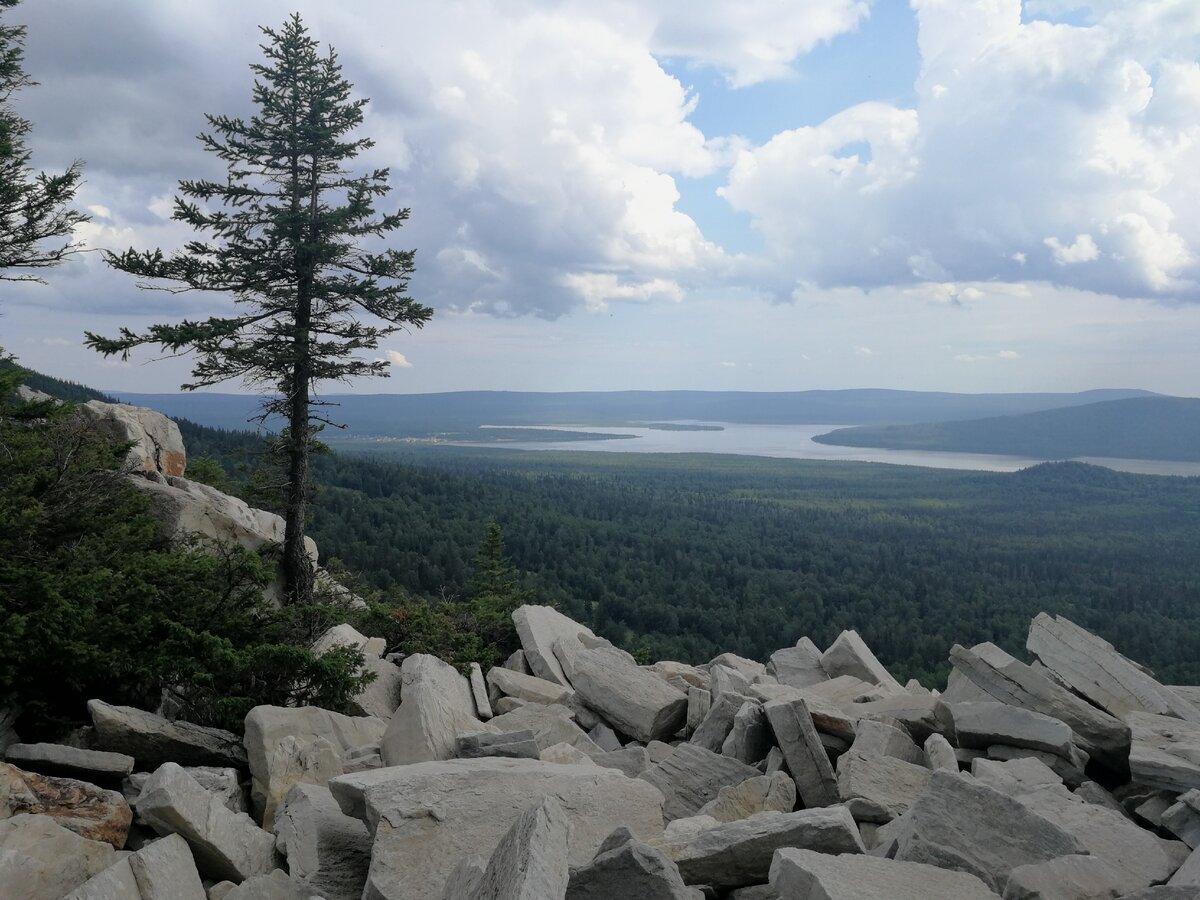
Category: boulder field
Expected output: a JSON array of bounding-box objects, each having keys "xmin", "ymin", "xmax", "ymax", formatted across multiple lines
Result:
[{"xmin": 2, "ymin": 604, "xmax": 1199, "ymax": 900}]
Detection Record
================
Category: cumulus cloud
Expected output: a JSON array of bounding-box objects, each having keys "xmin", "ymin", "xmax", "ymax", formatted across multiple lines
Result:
[
  {"xmin": 381, "ymin": 350, "xmax": 414, "ymax": 368},
  {"xmin": 719, "ymin": 0, "xmax": 1200, "ymax": 300},
  {"xmin": 1044, "ymin": 234, "xmax": 1100, "ymax": 265}
]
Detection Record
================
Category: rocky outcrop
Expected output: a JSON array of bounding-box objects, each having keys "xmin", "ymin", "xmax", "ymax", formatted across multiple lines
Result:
[
  {"xmin": 78, "ymin": 401, "xmax": 187, "ymax": 477},
  {"xmin": 14, "ymin": 604, "xmax": 1200, "ymax": 900}
]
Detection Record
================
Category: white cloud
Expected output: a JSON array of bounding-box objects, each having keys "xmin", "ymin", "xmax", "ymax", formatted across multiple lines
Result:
[
  {"xmin": 719, "ymin": 0, "xmax": 1200, "ymax": 300},
  {"xmin": 955, "ymin": 349, "xmax": 1021, "ymax": 362},
  {"xmin": 381, "ymin": 350, "xmax": 413, "ymax": 368},
  {"xmin": 1044, "ymin": 234, "xmax": 1100, "ymax": 265},
  {"xmin": 854, "ymin": 346, "xmax": 874, "ymax": 356},
  {"xmin": 719, "ymin": 360, "xmax": 737, "ymax": 367}
]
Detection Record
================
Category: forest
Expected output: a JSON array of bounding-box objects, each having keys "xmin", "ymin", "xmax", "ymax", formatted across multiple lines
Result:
[{"xmin": 177, "ymin": 414, "xmax": 1200, "ymax": 687}]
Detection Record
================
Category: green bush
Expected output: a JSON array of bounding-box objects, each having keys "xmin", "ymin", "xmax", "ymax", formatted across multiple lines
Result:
[{"xmin": 0, "ymin": 365, "xmax": 371, "ymax": 738}]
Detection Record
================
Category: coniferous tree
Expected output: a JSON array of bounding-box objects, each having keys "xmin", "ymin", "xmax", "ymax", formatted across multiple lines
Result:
[
  {"xmin": 86, "ymin": 15, "xmax": 433, "ymax": 605},
  {"xmin": 0, "ymin": 0, "xmax": 86, "ymax": 280}
]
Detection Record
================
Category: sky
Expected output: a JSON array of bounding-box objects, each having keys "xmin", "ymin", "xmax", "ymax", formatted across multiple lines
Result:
[{"xmin": 3, "ymin": 0, "xmax": 1200, "ymax": 397}]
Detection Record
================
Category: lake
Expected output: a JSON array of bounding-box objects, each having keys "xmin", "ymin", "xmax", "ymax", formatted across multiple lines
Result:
[{"xmin": 456, "ymin": 422, "xmax": 1200, "ymax": 477}]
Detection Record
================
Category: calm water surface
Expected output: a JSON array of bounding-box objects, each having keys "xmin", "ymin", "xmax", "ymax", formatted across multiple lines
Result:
[{"xmin": 456, "ymin": 422, "xmax": 1200, "ymax": 477}]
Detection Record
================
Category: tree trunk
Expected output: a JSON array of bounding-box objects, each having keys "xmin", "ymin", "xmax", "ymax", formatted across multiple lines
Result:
[{"xmin": 283, "ymin": 328, "xmax": 314, "ymax": 606}]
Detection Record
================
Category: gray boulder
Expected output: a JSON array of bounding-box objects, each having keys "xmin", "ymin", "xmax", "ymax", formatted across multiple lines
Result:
[
  {"xmin": 4, "ymin": 742, "xmax": 134, "ymax": 784},
  {"xmin": 686, "ymin": 688, "xmax": 711, "ymax": 737},
  {"xmin": 89, "ymin": 699, "xmax": 246, "ymax": 770},
  {"xmin": 1003, "ymin": 854, "xmax": 1126, "ymax": 900},
  {"xmin": 78, "ymin": 400, "xmax": 187, "ymax": 477},
  {"xmin": 874, "ymin": 770, "xmax": 1085, "ymax": 894},
  {"xmin": 722, "ymin": 701, "xmax": 774, "ymax": 766},
  {"xmin": 658, "ymin": 807, "xmax": 865, "ymax": 889},
  {"xmin": 593, "ymin": 746, "xmax": 651, "ymax": 777},
  {"xmin": 691, "ymin": 691, "xmax": 747, "ymax": 752},
  {"xmin": 697, "ymin": 771, "xmax": 796, "ymax": 823},
  {"xmin": 460, "ymin": 796, "xmax": 570, "ymax": 900},
  {"xmin": 835, "ymin": 752, "xmax": 932, "ymax": 822},
  {"xmin": 381, "ymin": 653, "xmax": 491, "ymax": 766},
  {"xmin": 457, "ymin": 729, "xmax": 542, "ymax": 760},
  {"xmin": 135, "ymin": 762, "xmax": 276, "ymax": 883},
  {"xmin": 0, "ymin": 813, "xmax": 117, "ymax": 900},
  {"xmin": 223, "ymin": 869, "xmax": 307, "ymax": 900},
  {"xmin": 770, "ymin": 847, "xmax": 1001, "ymax": 899},
  {"xmin": 488, "ymin": 703, "xmax": 602, "ymax": 754},
  {"xmin": 1161, "ymin": 789, "xmax": 1200, "ymax": 848},
  {"xmin": 567, "ymin": 828, "xmax": 692, "ymax": 899},
  {"xmin": 639, "ymin": 743, "xmax": 761, "ymax": 821},
  {"xmin": 925, "ymin": 733, "xmax": 959, "ymax": 771},
  {"xmin": 1169, "ymin": 845, "xmax": 1200, "ymax": 887},
  {"xmin": 512, "ymin": 605, "xmax": 597, "ymax": 686},
  {"xmin": 763, "ymin": 698, "xmax": 840, "ymax": 808},
  {"xmin": 487, "ymin": 666, "xmax": 574, "ymax": 705},
  {"xmin": 441, "ymin": 857, "xmax": 486, "ymax": 900},
  {"xmin": 1126, "ymin": 711, "xmax": 1200, "ymax": 793},
  {"xmin": 126, "ymin": 765, "xmax": 247, "ymax": 816},
  {"xmin": 244, "ymin": 705, "xmax": 386, "ymax": 830},
  {"xmin": 949, "ymin": 642, "xmax": 1131, "ymax": 773},
  {"xmin": 62, "ymin": 857, "xmax": 141, "ymax": 900},
  {"xmin": 951, "ymin": 701, "xmax": 1077, "ymax": 757},
  {"xmin": 329, "ymin": 757, "xmax": 665, "ymax": 900},
  {"xmin": 819, "ymin": 631, "xmax": 903, "ymax": 693},
  {"xmin": 469, "ymin": 663, "xmax": 493, "ymax": 721},
  {"xmin": 274, "ymin": 783, "xmax": 370, "ymax": 900},
  {"xmin": 767, "ymin": 638, "xmax": 829, "ymax": 689},
  {"xmin": 848, "ymin": 718, "xmax": 925, "ymax": 766},
  {"xmin": 1027, "ymin": 614, "xmax": 1200, "ymax": 723},
  {"xmin": 555, "ymin": 640, "xmax": 688, "ymax": 743},
  {"xmin": 1011, "ymin": 783, "xmax": 1174, "ymax": 894},
  {"xmin": 128, "ymin": 833, "xmax": 207, "ymax": 900}
]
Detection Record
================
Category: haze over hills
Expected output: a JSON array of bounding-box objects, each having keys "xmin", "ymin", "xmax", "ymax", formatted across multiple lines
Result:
[
  {"xmin": 814, "ymin": 396, "xmax": 1200, "ymax": 463},
  {"xmin": 110, "ymin": 387, "xmax": 1158, "ymax": 438}
]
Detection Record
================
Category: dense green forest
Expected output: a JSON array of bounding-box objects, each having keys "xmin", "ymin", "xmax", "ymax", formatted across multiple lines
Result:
[
  {"xmin": 178, "ymin": 409, "xmax": 1200, "ymax": 685},
  {"xmin": 25, "ymin": 366, "xmax": 1200, "ymax": 688},
  {"xmin": 816, "ymin": 396, "xmax": 1200, "ymax": 463}
]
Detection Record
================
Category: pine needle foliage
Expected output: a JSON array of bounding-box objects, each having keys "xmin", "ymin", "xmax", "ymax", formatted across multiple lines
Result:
[{"xmin": 86, "ymin": 15, "xmax": 432, "ymax": 605}]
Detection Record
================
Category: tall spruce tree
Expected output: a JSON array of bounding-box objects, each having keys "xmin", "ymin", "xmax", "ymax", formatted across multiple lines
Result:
[
  {"xmin": 0, "ymin": 0, "xmax": 86, "ymax": 280},
  {"xmin": 86, "ymin": 15, "xmax": 432, "ymax": 605}
]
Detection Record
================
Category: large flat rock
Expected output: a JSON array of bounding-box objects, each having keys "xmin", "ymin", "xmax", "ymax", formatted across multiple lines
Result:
[
  {"xmin": 768, "ymin": 637, "xmax": 829, "ymax": 689},
  {"xmin": 658, "ymin": 807, "xmax": 865, "ymax": 889},
  {"xmin": 512, "ymin": 605, "xmax": 597, "ymax": 686},
  {"xmin": 1010, "ymin": 783, "xmax": 1173, "ymax": 894},
  {"xmin": 329, "ymin": 757, "xmax": 665, "ymax": 900},
  {"xmin": 89, "ymin": 699, "xmax": 246, "ymax": 770},
  {"xmin": 770, "ymin": 848, "xmax": 1001, "ymax": 899},
  {"xmin": 381, "ymin": 653, "xmax": 490, "ymax": 767},
  {"xmin": 566, "ymin": 828, "xmax": 693, "ymax": 899},
  {"xmin": 948, "ymin": 642, "xmax": 1130, "ymax": 773},
  {"xmin": 1126, "ymin": 711, "xmax": 1200, "ymax": 794},
  {"xmin": 640, "ymin": 743, "xmax": 761, "ymax": 821},
  {"xmin": 555, "ymin": 640, "xmax": 687, "ymax": 743},
  {"xmin": 874, "ymin": 770, "xmax": 1085, "ymax": 894},
  {"xmin": 4, "ymin": 742, "xmax": 134, "ymax": 784},
  {"xmin": 835, "ymin": 752, "xmax": 932, "ymax": 823},
  {"xmin": 950, "ymin": 701, "xmax": 1076, "ymax": 757},
  {"xmin": 1027, "ymin": 614, "xmax": 1200, "ymax": 723}
]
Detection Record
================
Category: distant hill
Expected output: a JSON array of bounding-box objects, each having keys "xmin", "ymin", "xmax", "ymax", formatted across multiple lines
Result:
[
  {"xmin": 814, "ymin": 396, "xmax": 1200, "ymax": 463},
  {"xmin": 1, "ymin": 360, "xmax": 113, "ymax": 404},
  {"xmin": 108, "ymin": 387, "xmax": 1158, "ymax": 438}
]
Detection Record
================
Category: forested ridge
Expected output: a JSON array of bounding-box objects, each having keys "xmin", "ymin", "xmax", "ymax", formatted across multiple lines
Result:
[
  {"xmin": 300, "ymin": 446, "xmax": 1200, "ymax": 685},
  {"xmin": 19, "ymin": 366, "xmax": 1200, "ymax": 688}
]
